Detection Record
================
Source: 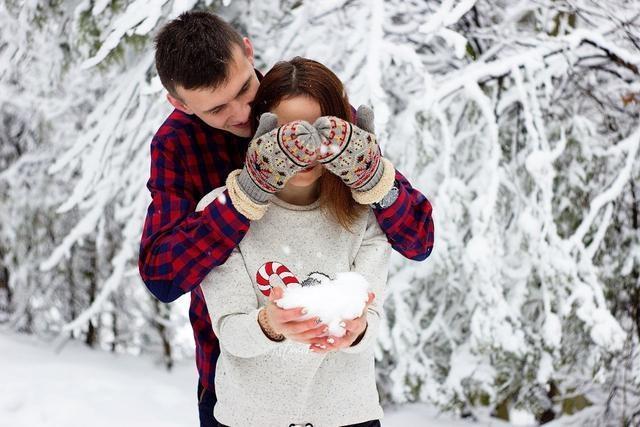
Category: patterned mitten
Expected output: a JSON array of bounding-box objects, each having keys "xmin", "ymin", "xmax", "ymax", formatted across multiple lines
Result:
[
  {"xmin": 226, "ymin": 113, "xmax": 321, "ymax": 220},
  {"xmin": 313, "ymin": 105, "xmax": 396, "ymax": 205}
]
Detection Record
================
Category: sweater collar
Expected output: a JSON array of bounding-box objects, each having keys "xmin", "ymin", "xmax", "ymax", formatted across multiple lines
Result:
[{"xmin": 270, "ymin": 196, "xmax": 321, "ymax": 211}]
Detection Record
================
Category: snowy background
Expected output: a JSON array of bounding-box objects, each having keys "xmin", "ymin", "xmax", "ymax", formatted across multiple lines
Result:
[{"xmin": 1, "ymin": 0, "xmax": 639, "ymax": 426}]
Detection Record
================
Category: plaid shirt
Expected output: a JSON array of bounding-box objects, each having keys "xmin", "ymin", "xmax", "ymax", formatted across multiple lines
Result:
[{"xmin": 139, "ymin": 109, "xmax": 434, "ymax": 391}]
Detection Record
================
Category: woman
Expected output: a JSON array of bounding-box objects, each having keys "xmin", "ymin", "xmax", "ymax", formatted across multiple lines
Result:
[{"xmin": 198, "ymin": 57, "xmax": 393, "ymax": 427}]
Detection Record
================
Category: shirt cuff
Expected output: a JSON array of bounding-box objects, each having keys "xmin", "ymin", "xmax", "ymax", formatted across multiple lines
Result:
[
  {"xmin": 372, "ymin": 172, "xmax": 411, "ymax": 229},
  {"xmin": 195, "ymin": 186, "xmax": 227, "ymax": 212},
  {"xmin": 197, "ymin": 187, "xmax": 251, "ymax": 248}
]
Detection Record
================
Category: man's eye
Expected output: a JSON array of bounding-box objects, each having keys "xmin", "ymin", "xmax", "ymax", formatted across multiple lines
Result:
[{"xmin": 209, "ymin": 108, "xmax": 222, "ymax": 115}]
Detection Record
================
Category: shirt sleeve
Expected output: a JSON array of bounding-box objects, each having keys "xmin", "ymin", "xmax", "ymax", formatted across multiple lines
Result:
[
  {"xmin": 138, "ymin": 134, "xmax": 250, "ymax": 303},
  {"xmin": 342, "ymin": 209, "xmax": 392, "ymax": 354},
  {"xmin": 372, "ymin": 168, "xmax": 435, "ymax": 262},
  {"xmin": 201, "ymin": 248, "xmax": 283, "ymax": 358}
]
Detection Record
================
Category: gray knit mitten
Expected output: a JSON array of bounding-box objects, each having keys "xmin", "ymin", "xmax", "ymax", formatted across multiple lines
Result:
[
  {"xmin": 313, "ymin": 105, "xmax": 397, "ymax": 205},
  {"xmin": 236, "ymin": 113, "xmax": 321, "ymax": 204},
  {"xmin": 313, "ymin": 105, "xmax": 384, "ymax": 192}
]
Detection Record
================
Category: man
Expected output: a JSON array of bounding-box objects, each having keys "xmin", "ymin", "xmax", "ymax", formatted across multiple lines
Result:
[{"xmin": 139, "ymin": 11, "xmax": 434, "ymax": 427}]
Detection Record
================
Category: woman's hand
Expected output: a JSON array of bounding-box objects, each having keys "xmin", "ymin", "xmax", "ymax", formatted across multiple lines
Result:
[
  {"xmin": 259, "ymin": 286, "xmax": 329, "ymax": 344},
  {"xmin": 308, "ymin": 292, "xmax": 376, "ymax": 353},
  {"xmin": 237, "ymin": 114, "xmax": 321, "ymax": 204}
]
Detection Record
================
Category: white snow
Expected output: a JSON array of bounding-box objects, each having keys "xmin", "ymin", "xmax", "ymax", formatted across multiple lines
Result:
[
  {"xmin": 509, "ymin": 408, "xmax": 537, "ymax": 426},
  {"xmin": 275, "ymin": 271, "xmax": 370, "ymax": 337},
  {"xmin": 0, "ymin": 331, "xmax": 199, "ymax": 427},
  {"xmin": 536, "ymin": 351, "xmax": 554, "ymax": 385},
  {"xmin": 81, "ymin": 0, "xmax": 170, "ymax": 69},
  {"xmin": 0, "ymin": 331, "xmax": 508, "ymax": 427},
  {"xmin": 542, "ymin": 313, "xmax": 562, "ymax": 349}
]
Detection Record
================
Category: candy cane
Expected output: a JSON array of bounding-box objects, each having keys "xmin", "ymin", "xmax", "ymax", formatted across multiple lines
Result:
[{"xmin": 256, "ymin": 261, "xmax": 301, "ymax": 296}]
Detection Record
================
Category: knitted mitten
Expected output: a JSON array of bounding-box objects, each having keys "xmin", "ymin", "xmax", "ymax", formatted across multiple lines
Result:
[
  {"xmin": 227, "ymin": 113, "xmax": 321, "ymax": 219},
  {"xmin": 313, "ymin": 105, "xmax": 395, "ymax": 204}
]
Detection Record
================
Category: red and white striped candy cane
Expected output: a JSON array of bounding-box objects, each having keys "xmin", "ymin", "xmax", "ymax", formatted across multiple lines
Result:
[{"xmin": 256, "ymin": 261, "xmax": 301, "ymax": 296}]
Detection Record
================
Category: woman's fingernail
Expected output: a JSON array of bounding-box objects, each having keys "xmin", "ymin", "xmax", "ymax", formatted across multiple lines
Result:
[
  {"xmin": 319, "ymin": 344, "xmax": 326, "ymax": 349},
  {"xmin": 327, "ymin": 338, "xmax": 335, "ymax": 344},
  {"xmin": 301, "ymin": 308, "xmax": 308, "ymax": 315},
  {"xmin": 315, "ymin": 317, "xmax": 322, "ymax": 324},
  {"xmin": 339, "ymin": 321, "xmax": 346, "ymax": 328},
  {"xmin": 322, "ymin": 327, "xmax": 328, "ymax": 333}
]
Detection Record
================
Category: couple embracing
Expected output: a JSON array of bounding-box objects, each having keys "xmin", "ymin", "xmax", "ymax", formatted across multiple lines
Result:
[{"xmin": 139, "ymin": 11, "xmax": 434, "ymax": 427}]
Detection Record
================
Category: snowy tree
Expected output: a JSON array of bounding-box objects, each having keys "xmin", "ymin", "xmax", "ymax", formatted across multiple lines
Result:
[
  {"xmin": 0, "ymin": 0, "xmax": 198, "ymax": 366},
  {"xmin": 0, "ymin": 0, "xmax": 80, "ymax": 334},
  {"xmin": 349, "ymin": 1, "xmax": 639, "ymax": 424}
]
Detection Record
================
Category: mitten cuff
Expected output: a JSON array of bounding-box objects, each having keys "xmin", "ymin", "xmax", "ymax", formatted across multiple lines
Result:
[
  {"xmin": 237, "ymin": 167, "xmax": 273, "ymax": 204},
  {"xmin": 226, "ymin": 169, "xmax": 270, "ymax": 221},
  {"xmin": 355, "ymin": 156, "xmax": 385, "ymax": 192},
  {"xmin": 351, "ymin": 158, "xmax": 396, "ymax": 205}
]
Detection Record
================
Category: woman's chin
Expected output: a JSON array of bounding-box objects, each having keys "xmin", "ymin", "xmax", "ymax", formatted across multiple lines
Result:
[
  {"xmin": 287, "ymin": 167, "xmax": 322, "ymax": 187},
  {"xmin": 287, "ymin": 177, "xmax": 318, "ymax": 187}
]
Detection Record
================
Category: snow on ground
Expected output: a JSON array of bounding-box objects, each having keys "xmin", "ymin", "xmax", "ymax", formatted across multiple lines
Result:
[
  {"xmin": 0, "ymin": 331, "xmax": 513, "ymax": 426},
  {"xmin": 1, "ymin": 331, "xmax": 199, "ymax": 426}
]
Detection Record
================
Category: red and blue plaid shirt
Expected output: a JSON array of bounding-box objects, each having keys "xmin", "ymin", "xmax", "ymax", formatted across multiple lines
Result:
[{"xmin": 139, "ymin": 108, "xmax": 434, "ymax": 391}]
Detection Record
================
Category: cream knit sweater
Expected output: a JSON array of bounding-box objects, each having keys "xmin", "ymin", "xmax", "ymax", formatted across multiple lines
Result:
[{"xmin": 197, "ymin": 187, "xmax": 391, "ymax": 427}]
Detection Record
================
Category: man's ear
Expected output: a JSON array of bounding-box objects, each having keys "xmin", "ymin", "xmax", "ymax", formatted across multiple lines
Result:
[
  {"xmin": 166, "ymin": 93, "xmax": 194, "ymax": 115},
  {"xmin": 242, "ymin": 37, "xmax": 254, "ymax": 65}
]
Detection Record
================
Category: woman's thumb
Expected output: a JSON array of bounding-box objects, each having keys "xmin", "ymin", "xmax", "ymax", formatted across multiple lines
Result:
[
  {"xmin": 270, "ymin": 286, "xmax": 282, "ymax": 302},
  {"xmin": 367, "ymin": 292, "xmax": 376, "ymax": 306}
]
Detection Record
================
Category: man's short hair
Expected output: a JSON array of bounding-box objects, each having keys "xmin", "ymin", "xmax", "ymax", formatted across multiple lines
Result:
[{"xmin": 154, "ymin": 11, "xmax": 244, "ymax": 98}]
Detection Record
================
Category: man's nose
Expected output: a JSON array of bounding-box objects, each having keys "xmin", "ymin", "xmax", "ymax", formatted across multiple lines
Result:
[{"xmin": 229, "ymin": 100, "xmax": 251, "ymax": 123}]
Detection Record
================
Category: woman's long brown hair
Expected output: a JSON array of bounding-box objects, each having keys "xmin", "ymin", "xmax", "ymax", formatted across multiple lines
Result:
[{"xmin": 251, "ymin": 57, "xmax": 368, "ymax": 231}]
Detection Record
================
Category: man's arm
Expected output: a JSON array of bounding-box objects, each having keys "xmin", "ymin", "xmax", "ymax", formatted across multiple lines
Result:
[
  {"xmin": 372, "ymin": 169, "xmax": 435, "ymax": 262},
  {"xmin": 337, "ymin": 106, "xmax": 434, "ymax": 262},
  {"xmin": 138, "ymin": 134, "xmax": 250, "ymax": 303}
]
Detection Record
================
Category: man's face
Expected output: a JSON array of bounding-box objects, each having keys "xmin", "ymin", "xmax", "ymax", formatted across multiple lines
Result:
[{"xmin": 168, "ymin": 38, "xmax": 259, "ymax": 138}]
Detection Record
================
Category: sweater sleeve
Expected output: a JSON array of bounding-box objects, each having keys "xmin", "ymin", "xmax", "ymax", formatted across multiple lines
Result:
[
  {"xmin": 201, "ymin": 247, "xmax": 283, "ymax": 358},
  {"xmin": 342, "ymin": 209, "xmax": 392, "ymax": 354},
  {"xmin": 138, "ymin": 134, "xmax": 250, "ymax": 303}
]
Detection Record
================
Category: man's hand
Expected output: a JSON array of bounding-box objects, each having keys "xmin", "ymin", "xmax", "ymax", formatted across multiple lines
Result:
[
  {"xmin": 307, "ymin": 292, "xmax": 376, "ymax": 353},
  {"xmin": 237, "ymin": 114, "xmax": 321, "ymax": 204},
  {"xmin": 259, "ymin": 286, "xmax": 328, "ymax": 344},
  {"xmin": 313, "ymin": 106, "xmax": 383, "ymax": 192},
  {"xmin": 227, "ymin": 114, "xmax": 322, "ymax": 220}
]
